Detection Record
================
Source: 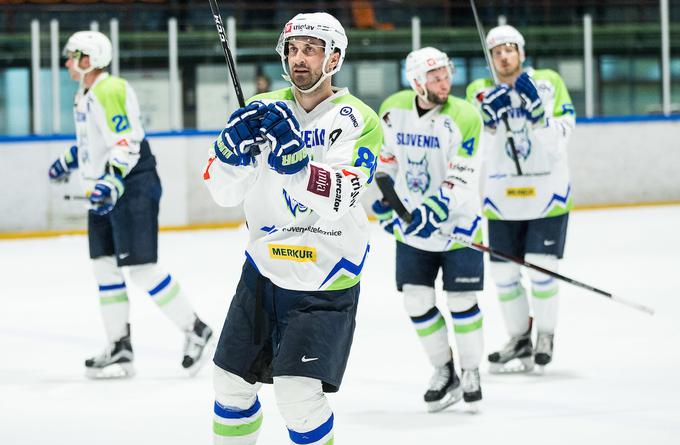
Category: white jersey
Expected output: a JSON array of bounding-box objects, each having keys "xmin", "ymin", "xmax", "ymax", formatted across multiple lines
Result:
[
  {"xmin": 466, "ymin": 68, "xmax": 576, "ymax": 221},
  {"xmin": 204, "ymin": 87, "xmax": 382, "ymax": 291},
  {"xmin": 377, "ymin": 90, "xmax": 484, "ymax": 252},
  {"xmin": 72, "ymin": 72, "xmax": 146, "ymax": 192}
]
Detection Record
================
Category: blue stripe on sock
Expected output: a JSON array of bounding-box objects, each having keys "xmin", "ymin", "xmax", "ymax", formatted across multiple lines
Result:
[
  {"xmin": 213, "ymin": 398, "xmax": 261, "ymax": 419},
  {"xmin": 410, "ymin": 306, "xmax": 440, "ymax": 324},
  {"xmin": 148, "ymin": 274, "xmax": 172, "ymax": 296},
  {"xmin": 532, "ymin": 277, "xmax": 555, "ymax": 286},
  {"xmin": 498, "ymin": 281, "xmax": 520, "ymax": 289},
  {"xmin": 98, "ymin": 282, "xmax": 126, "ymax": 291},
  {"xmin": 288, "ymin": 413, "xmax": 333, "ymax": 444},
  {"xmin": 451, "ymin": 306, "xmax": 480, "ymax": 320}
]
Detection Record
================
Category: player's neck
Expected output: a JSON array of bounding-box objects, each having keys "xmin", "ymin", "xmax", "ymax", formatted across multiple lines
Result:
[
  {"xmin": 82, "ymin": 70, "xmax": 103, "ymax": 89},
  {"xmin": 293, "ymin": 79, "xmax": 334, "ymax": 112},
  {"xmin": 415, "ymin": 96, "xmax": 437, "ymax": 112}
]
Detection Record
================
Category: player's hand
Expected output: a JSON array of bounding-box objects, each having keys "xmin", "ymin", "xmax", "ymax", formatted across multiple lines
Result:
[
  {"xmin": 515, "ymin": 72, "xmax": 544, "ymax": 124},
  {"xmin": 261, "ymin": 102, "xmax": 307, "ymax": 175},
  {"xmin": 215, "ymin": 102, "xmax": 267, "ymax": 165},
  {"xmin": 48, "ymin": 145, "xmax": 78, "ymax": 183},
  {"xmin": 89, "ymin": 173, "xmax": 124, "ymax": 216},
  {"xmin": 481, "ymin": 84, "xmax": 512, "ymax": 128},
  {"xmin": 372, "ymin": 198, "xmax": 398, "ymax": 234},
  {"xmin": 404, "ymin": 195, "xmax": 449, "ymax": 238}
]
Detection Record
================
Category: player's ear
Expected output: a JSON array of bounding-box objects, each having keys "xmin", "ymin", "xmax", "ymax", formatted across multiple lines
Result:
[{"xmin": 328, "ymin": 51, "xmax": 340, "ymax": 71}]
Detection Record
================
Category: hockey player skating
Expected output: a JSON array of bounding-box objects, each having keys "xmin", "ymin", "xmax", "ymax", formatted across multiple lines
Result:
[
  {"xmin": 203, "ymin": 12, "xmax": 381, "ymax": 444},
  {"xmin": 466, "ymin": 25, "xmax": 575, "ymax": 373},
  {"xmin": 373, "ymin": 47, "xmax": 485, "ymax": 412},
  {"xmin": 48, "ymin": 31, "xmax": 213, "ymax": 379}
]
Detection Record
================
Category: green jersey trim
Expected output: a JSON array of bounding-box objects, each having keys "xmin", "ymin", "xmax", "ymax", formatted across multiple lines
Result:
[
  {"xmin": 247, "ymin": 87, "xmax": 295, "ymax": 104},
  {"xmin": 92, "ymin": 76, "xmax": 131, "ymax": 135},
  {"xmin": 441, "ymin": 96, "xmax": 482, "ymax": 158},
  {"xmin": 378, "ymin": 90, "xmax": 415, "ymax": 116}
]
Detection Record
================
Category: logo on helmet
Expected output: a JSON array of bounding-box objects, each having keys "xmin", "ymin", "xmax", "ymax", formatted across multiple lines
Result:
[{"xmin": 285, "ymin": 22, "xmax": 292, "ymax": 33}]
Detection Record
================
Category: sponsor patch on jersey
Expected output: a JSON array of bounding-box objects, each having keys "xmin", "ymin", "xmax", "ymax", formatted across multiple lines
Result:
[
  {"xmin": 115, "ymin": 138, "xmax": 129, "ymax": 146},
  {"xmin": 340, "ymin": 106, "xmax": 359, "ymax": 127},
  {"xmin": 269, "ymin": 244, "xmax": 317, "ymax": 262},
  {"xmin": 307, "ymin": 164, "xmax": 331, "ymax": 197},
  {"xmin": 506, "ymin": 187, "xmax": 536, "ymax": 198}
]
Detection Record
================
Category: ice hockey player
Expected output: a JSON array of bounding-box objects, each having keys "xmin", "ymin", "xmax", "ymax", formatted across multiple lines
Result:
[
  {"xmin": 373, "ymin": 47, "xmax": 485, "ymax": 412},
  {"xmin": 466, "ymin": 25, "xmax": 575, "ymax": 373},
  {"xmin": 203, "ymin": 12, "xmax": 382, "ymax": 444},
  {"xmin": 48, "ymin": 31, "xmax": 213, "ymax": 379}
]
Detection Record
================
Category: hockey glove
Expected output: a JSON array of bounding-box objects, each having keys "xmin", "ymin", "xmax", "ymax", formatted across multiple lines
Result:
[
  {"xmin": 372, "ymin": 198, "xmax": 400, "ymax": 234},
  {"xmin": 215, "ymin": 101, "xmax": 267, "ymax": 165},
  {"xmin": 515, "ymin": 72, "xmax": 544, "ymax": 124},
  {"xmin": 481, "ymin": 84, "xmax": 512, "ymax": 128},
  {"xmin": 261, "ymin": 102, "xmax": 307, "ymax": 175},
  {"xmin": 89, "ymin": 173, "xmax": 124, "ymax": 216},
  {"xmin": 48, "ymin": 145, "xmax": 79, "ymax": 183},
  {"xmin": 404, "ymin": 195, "xmax": 449, "ymax": 238}
]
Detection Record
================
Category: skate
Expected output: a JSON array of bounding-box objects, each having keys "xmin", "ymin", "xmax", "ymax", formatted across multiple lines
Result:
[
  {"xmin": 488, "ymin": 329, "xmax": 534, "ymax": 374},
  {"xmin": 182, "ymin": 316, "xmax": 214, "ymax": 377},
  {"xmin": 424, "ymin": 360, "xmax": 463, "ymax": 413},
  {"xmin": 534, "ymin": 332, "xmax": 554, "ymax": 368},
  {"xmin": 85, "ymin": 325, "xmax": 135, "ymax": 379},
  {"xmin": 461, "ymin": 368, "xmax": 482, "ymax": 412}
]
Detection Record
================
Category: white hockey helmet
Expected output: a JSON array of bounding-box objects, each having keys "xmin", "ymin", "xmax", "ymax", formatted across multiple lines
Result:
[
  {"xmin": 486, "ymin": 25, "xmax": 525, "ymax": 62},
  {"xmin": 276, "ymin": 12, "xmax": 348, "ymax": 93},
  {"xmin": 63, "ymin": 31, "xmax": 112, "ymax": 70},
  {"xmin": 405, "ymin": 47, "xmax": 454, "ymax": 103}
]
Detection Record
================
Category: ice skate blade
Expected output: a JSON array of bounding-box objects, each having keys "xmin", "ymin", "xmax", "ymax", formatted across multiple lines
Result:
[
  {"xmin": 426, "ymin": 386, "xmax": 463, "ymax": 413},
  {"xmin": 488, "ymin": 357, "xmax": 535, "ymax": 375},
  {"xmin": 184, "ymin": 338, "xmax": 216, "ymax": 378},
  {"xmin": 85, "ymin": 362, "xmax": 136, "ymax": 380}
]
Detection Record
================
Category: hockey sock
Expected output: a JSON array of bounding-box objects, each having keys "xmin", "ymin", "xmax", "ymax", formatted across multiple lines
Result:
[
  {"xmin": 490, "ymin": 261, "xmax": 530, "ymax": 337},
  {"xmin": 447, "ymin": 291, "xmax": 484, "ymax": 370},
  {"xmin": 213, "ymin": 367, "xmax": 263, "ymax": 445},
  {"xmin": 92, "ymin": 256, "xmax": 130, "ymax": 341},
  {"xmin": 127, "ymin": 264, "xmax": 195, "ymax": 331},
  {"xmin": 274, "ymin": 376, "xmax": 334, "ymax": 445},
  {"xmin": 403, "ymin": 284, "xmax": 451, "ymax": 367},
  {"xmin": 526, "ymin": 253, "xmax": 560, "ymax": 334}
]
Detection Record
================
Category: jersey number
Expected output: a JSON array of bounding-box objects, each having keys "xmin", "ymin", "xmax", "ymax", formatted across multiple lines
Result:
[
  {"xmin": 112, "ymin": 114, "xmax": 130, "ymax": 133},
  {"xmin": 354, "ymin": 146, "xmax": 377, "ymax": 183}
]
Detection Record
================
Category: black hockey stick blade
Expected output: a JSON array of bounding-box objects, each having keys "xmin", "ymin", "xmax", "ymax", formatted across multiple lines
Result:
[{"xmin": 375, "ymin": 172, "xmax": 412, "ymax": 223}]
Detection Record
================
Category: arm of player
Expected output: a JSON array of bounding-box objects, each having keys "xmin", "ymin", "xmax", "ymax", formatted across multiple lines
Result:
[
  {"xmin": 529, "ymin": 71, "xmax": 575, "ymax": 160},
  {"xmin": 280, "ymin": 110, "xmax": 383, "ymax": 221}
]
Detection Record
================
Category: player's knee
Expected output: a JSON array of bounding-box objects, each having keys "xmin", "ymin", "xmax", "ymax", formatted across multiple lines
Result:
[
  {"xmin": 213, "ymin": 366, "xmax": 259, "ymax": 410},
  {"xmin": 127, "ymin": 263, "xmax": 164, "ymax": 290},
  {"xmin": 446, "ymin": 291, "xmax": 478, "ymax": 313},
  {"xmin": 274, "ymin": 376, "xmax": 332, "ymax": 433},
  {"xmin": 525, "ymin": 253, "xmax": 558, "ymax": 282},
  {"xmin": 91, "ymin": 256, "xmax": 123, "ymax": 284},
  {"xmin": 402, "ymin": 284, "xmax": 436, "ymax": 317},
  {"xmin": 490, "ymin": 261, "xmax": 521, "ymax": 286}
]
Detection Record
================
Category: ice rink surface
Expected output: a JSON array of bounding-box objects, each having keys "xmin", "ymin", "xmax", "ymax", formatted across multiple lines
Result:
[{"xmin": 1, "ymin": 205, "xmax": 679, "ymax": 444}]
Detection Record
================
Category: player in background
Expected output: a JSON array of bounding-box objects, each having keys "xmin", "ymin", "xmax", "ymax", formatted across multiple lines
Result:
[
  {"xmin": 373, "ymin": 47, "xmax": 485, "ymax": 412},
  {"xmin": 466, "ymin": 25, "xmax": 575, "ymax": 373},
  {"xmin": 203, "ymin": 12, "xmax": 381, "ymax": 444},
  {"xmin": 48, "ymin": 31, "xmax": 213, "ymax": 379}
]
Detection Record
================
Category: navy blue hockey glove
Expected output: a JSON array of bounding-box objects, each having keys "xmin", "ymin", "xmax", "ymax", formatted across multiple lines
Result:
[
  {"xmin": 48, "ymin": 145, "xmax": 78, "ymax": 183},
  {"xmin": 481, "ymin": 84, "xmax": 512, "ymax": 128},
  {"xmin": 404, "ymin": 195, "xmax": 449, "ymax": 238},
  {"xmin": 214, "ymin": 102, "xmax": 267, "ymax": 165},
  {"xmin": 372, "ymin": 198, "xmax": 399, "ymax": 234},
  {"xmin": 515, "ymin": 72, "xmax": 544, "ymax": 124},
  {"xmin": 89, "ymin": 173, "xmax": 124, "ymax": 216},
  {"xmin": 261, "ymin": 102, "xmax": 307, "ymax": 175}
]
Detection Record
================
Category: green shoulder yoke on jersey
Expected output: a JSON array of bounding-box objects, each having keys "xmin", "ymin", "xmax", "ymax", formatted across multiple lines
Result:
[
  {"xmin": 378, "ymin": 90, "xmax": 416, "ymax": 117},
  {"xmin": 531, "ymin": 69, "xmax": 575, "ymax": 118},
  {"xmin": 441, "ymin": 96, "xmax": 482, "ymax": 158},
  {"xmin": 92, "ymin": 76, "xmax": 131, "ymax": 135},
  {"xmin": 247, "ymin": 87, "xmax": 295, "ymax": 105}
]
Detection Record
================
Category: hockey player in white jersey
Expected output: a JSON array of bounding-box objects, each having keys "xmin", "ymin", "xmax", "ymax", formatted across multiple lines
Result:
[
  {"xmin": 48, "ymin": 31, "xmax": 213, "ymax": 379},
  {"xmin": 203, "ymin": 13, "xmax": 381, "ymax": 444},
  {"xmin": 466, "ymin": 25, "xmax": 576, "ymax": 373},
  {"xmin": 373, "ymin": 47, "xmax": 485, "ymax": 412}
]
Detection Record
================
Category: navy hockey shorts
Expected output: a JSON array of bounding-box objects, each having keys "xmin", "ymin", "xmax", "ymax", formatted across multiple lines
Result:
[
  {"xmin": 487, "ymin": 213, "xmax": 569, "ymax": 262},
  {"xmin": 213, "ymin": 260, "xmax": 360, "ymax": 393},
  {"xmin": 88, "ymin": 169, "xmax": 162, "ymax": 267},
  {"xmin": 395, "ymin": 241, "xmax": 484, "ymax": 292}
]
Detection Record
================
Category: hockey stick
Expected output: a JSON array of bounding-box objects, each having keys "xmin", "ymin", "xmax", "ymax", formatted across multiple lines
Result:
[
  {"xmin": 375, "ymin": 174, "xmax": 654, "ymax": 316},
  {"xmin": 207, "ymin": 0, "xmax": 261, "ymax": 156},
  {"xmin": 469, "ymin": 0, "xmax": 523, "ymax": 176}
]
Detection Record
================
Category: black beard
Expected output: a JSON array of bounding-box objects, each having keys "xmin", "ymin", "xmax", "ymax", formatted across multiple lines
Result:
[{"xmin": 427, "ymin": 90, "xmax": 448, "ymax": 105}]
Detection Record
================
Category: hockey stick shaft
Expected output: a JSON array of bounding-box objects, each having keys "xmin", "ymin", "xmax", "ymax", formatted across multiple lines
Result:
[
  {"xmin": 207, "ymin": 0, "xmax": 261, "ymax": 156},
  {"xmin": 469, "ymin": 0, "xmax": 523, "ymax": 176}
]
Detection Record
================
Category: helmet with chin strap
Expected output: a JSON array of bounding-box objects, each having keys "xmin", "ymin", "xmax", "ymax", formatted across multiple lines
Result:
[
  {"xmin": 486, "ymin": 25, "xmax": 526, "ymax": 62},
  {"xmin": 63, "ymin": 31, "xmax": 112, "ymax": 77},
  {"xmin": 276, "ymin": 12, "xmax": 348, "ymax": 93},
  {"xmin": 405, "ymin": 47, "xmax": 454, "ymax": 103}
]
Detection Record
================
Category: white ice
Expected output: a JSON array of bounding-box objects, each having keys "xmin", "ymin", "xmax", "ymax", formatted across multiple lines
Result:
[{"xmin": 1, "ymin": 205, "xmax": 679, "ymax": 444}]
